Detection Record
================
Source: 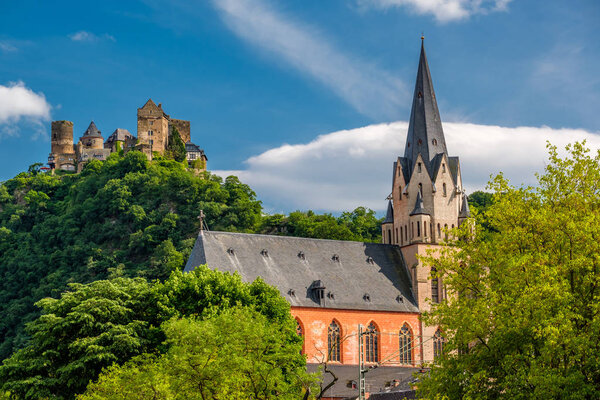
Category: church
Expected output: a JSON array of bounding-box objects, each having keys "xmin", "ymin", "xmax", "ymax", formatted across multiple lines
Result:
[{"xmin": 185, "ymin": 39, "xmax": 468, "ymax": 399}]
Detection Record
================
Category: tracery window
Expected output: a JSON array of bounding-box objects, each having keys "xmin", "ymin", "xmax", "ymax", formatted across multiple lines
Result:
[
  {"xmin": 399, "ymin": 323, "xmax": 413, "ymax": 365},
  {"xmin": 296, "ymin": 319, "xmax": 303, "ymax": 337},
  {"xmin": 328, "ymin": 321, "xmax": 341, "ymax": 362},
  {"xmin": 365, "ymin": 322, "xmax": 379, "ymax": 363},
  {"xmin": 433, "ymin": 329, "xmax": 445, "ymax": 360}
]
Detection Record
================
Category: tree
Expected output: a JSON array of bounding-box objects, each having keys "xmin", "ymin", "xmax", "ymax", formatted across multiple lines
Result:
[
  {"xmin": 165, "ymin": 127, "xmax": 186, "ymax": 162},
  {"xmin": 418, "ymin": 142, "xmax": 600, "ymax": 399},
  {"xmin": 0, "ymin": 267, "xmax": 298, "ymax": 400},
  {"xmin": 78, "ymin": 309, "xmax": 316, "ymax": 400}
]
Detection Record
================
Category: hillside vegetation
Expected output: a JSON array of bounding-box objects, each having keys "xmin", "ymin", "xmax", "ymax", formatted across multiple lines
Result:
[{"xmin": 0, "ymin": 151, "xmax": 382, "ymax": 360}]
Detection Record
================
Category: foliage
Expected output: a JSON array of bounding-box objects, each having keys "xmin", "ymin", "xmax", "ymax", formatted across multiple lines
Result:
[
  {"xmin": 78, "ymin": 309, "xmax": 315, "ymax": 400},
  {"xmin": 0, "ymin": 267, "xmax": 298, "ymax": 400},
  {"xmin": 164, "ymin": 127, "xmax": 186, "ymax": 162},
  {"xmin": 467, "ymin": 190, "xmax": 494, "ymax": 214},
  {"xmin": 418, "ymin": 142, "xmax": 600, "ymax": 399},
  {"xmin": 0, "ymin": 151, "xmax": 263, "ymax": 360},
  {"xmin": 260, "ymin": 207, "xmax": 382, "ymax": 242}
]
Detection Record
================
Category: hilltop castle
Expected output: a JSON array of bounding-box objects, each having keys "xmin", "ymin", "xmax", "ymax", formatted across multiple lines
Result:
[{"xmin": 48, "ymin": 99, "xmax": 207, "ymax": 172}]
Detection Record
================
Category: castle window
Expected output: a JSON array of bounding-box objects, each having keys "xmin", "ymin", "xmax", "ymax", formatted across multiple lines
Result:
[
  {"xmin": 149, "ymin": 139, "xmax": 154, "ymax": 146},
  {"xmin": 365, "ymin": 322, "xmax": 379, "ymax": 363},
  {"xmin": 148, "ymin": 130, "xmax": 153, "ymax": 136},
  {"xmin": 149, "ymin": 121, "xmax": 154, "ymax": 126},
  {"xmin": 431, "ymin": 267, "xmax": 439, "ymax": 303},
  {"xmin": 328, "ymin": 321, "xmax": 341, "ymax": 362},
  {"xmin": 443, "ymin": 183, "xmax": 447, "ymax": 197},
  {"xmin": 433, "ymin": 329, "xmax": 446, "ymax": 360},
  {"xmin": 399, "ymin": 324, "xmax": 413, "ymax": 365},
  {"xmin": 418, "ymin": 163, "xmax": 422, "ymax": 173}
]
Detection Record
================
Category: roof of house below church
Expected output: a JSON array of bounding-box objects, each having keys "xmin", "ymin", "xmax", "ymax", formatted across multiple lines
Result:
[{"xmin": 184, "ymin": 231, "xmax": 418, "ymax": 313}]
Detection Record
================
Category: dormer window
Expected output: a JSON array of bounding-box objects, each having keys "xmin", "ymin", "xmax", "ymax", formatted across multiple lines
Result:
[
  {"xmin": 332, "ymin": 254, "xmax": 340, "ymax": 262},
  {"xmin": 298, "ymin": 251, "xmax": 305, "ymax": 260},
  {"xmin": 260, "ymin": 249, "xmax": 269, "ymax": 257},
  {"xmin": 363, "ymin": 293, "xmax": 371, "ymax": 302},
  {"xmin": 227, "ymin": 247, "xmax": 235, "ymax": 255},
  {"xmin": 310, "ymin": 280, "xmax": 326, "ymax": 304}
]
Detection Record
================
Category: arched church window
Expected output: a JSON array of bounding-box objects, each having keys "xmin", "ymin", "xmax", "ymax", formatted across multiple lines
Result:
[
  {"xmin": 442, "ymin": 183, "xmax": 447, "ymax": 197},
  {"xmin": 399, "ymin": 186, "xmax": 402, "ymax": 200},
  {"xmin": 437, "ymin": 223, "xmax": 441, "ymax": 238},
  {"xmin": 433, "ymin": 329, "xmax": 445, "ymax": 360},
  {"xmin": 399, "ymin": 324, "xmax": 413, "ymax": 365},
  {"xmin": 444, "ymin": 224, "xmax": 448, "ymax": 240},
  {"xmin": 388, "ymin": 229, "xmax": 392, "ymax": 244},
  {"xmin": 431, "ymin": 267, "xmax": 439, "ymax": 303},
  {"xmin": 296, "ymin": 319, "xmax": 303, "ymax": 336},
  {"xmin": 365, "ymin": 322, "xmax": 379, "ymax": 363},
  {"xmin": 418, "ymin": 163, "xmax": 422, "ymax": 173},
  {"xmin": 417, "ymin": 222, "xmax": 421, "ymax": 237},
  {"xmin": 442, "ymin": 163, "xmax": 446, "ymax": 173},
  {"xmin": 404, "ymin": 225, "xmax": 408, "ymax": 242},
  {"xmin": 396, "ymin": 228, "xmax": 399, "ymax": 243},
  {"xmin": 328, "ymin": 321, "xmax": 341, "ymax": 362},
  {"xmin": 418, "ymin": 183, "xmax": 423, "ymax": 196},
  {"xmin": 424, "ymin": 222, "xmax": 427, "ymax": 237}
]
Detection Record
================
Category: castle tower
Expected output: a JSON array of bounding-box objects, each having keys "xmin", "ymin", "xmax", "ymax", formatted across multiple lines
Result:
[
  {"xmin": 137, "ymin": 99, "xmax": 170, "ymax": 154},
  {"xmin": 79, "ymin": 121, "xmax": 104, "ymax": 149},
  {"xmin": 49, "ymin": 120, "xmax": 76, "ymax": 171},
  {"xmin": 383, "ymin": 39, "xmax": 470, "ymax": 363}
]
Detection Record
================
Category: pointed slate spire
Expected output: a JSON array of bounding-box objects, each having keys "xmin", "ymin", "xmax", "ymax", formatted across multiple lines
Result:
[
  {"xmin": 458, "ymin": 193, "xmax": 471, "ymax": 218},
  {"xmin": 83, "ymin": 121, "xmax": 102, "ymax": 137},
  {"xmin": 383, "ymin": 200, "xmax": 394, "ymax": 224},
  {"xmin": 404, "ymin": 38, "xmax": 448, "ymax": 175},
  {"xmin": 410, "ymin": 191, "xmax": 429, "ymax": 216}
]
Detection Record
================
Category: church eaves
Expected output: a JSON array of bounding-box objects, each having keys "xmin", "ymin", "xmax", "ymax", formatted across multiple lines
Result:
[{"xmin": 404, "ymin": 39, "xmax": 448, "ymax": 180}]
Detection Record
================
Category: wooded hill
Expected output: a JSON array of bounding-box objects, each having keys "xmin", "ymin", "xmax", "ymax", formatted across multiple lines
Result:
[{"xmin": 0, "ymin": 152, "xmax": 383, "ymax": 360}]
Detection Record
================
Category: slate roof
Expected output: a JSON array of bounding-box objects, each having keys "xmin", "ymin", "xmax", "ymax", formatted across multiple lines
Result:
[
  {"xmin": 306, "ymin": 364, "xmax": 419, "ymax": 399},
  {"xmin": 106, "ymin": 128, "xmax": 134, "ymax": 143},
  {"xmin": 404, "ymin": 40, "xmax": 447, "ymax": 180},
  {"xmin": 185, "ymin": 231, "xmax": 418, "ymax": 313},
  {"xmin": 459, "ymin": 193, "xmax": 470, "ymax": 218},
  {"xmin": 383, "ymin": 200, "xmax": 394, "ymax": 224},
  {"xmin": 410, "ymin": 191, "xmax": 429, "ymax": 216},
  {"xmin": 83, "ymin": 121, "xmax": 102, "ymax": 138}
]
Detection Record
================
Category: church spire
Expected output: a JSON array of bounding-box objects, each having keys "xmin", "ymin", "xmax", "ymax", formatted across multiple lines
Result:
[{"xmin": 404, "ymin": 39, "xmax": 447, "ymax": 173}]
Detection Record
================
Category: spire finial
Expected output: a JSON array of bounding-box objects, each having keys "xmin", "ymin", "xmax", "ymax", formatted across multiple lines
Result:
[{"xmin": 421, "ymin": 32, "xmax": 425, "ymax": 42}]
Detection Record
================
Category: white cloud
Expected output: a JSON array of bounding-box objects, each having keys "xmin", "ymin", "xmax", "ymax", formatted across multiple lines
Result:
[
  {"xmin": 0, "ymin": 41, "xmax": 18, "ymax": 53},
  {"xmin": 0, "ymin": 81, "xmax": 52, "ymax": 139},
  {"xmin": 213, "ymin": 121, "xmax": 600, "ymax": 213},
  {"xmin": 68, "ymin": 31, "xmax": 116, "ymax": 42},
  {"xmin": 211, "ymin": 0, "xmax": 406, "ymax": 120},
  {"xmin": 357, "ymin": 0, "xmax": 512, "ymax": 22}
]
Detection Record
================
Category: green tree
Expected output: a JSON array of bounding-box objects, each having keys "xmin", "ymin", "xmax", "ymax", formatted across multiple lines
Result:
[
  {"xmin": 0, "ymin": 267, "xmax": 297, "ymax": 400},
  {"xmin": 418, "ymin": 142, "xmax": 600, "ymax": 399},
  {"xmin": 467, "ymin": 190, "xmax": 494, "ymax": 214},
  {"xmin": 165, "ymin": 127, "xmax": 186, "ymax": 162},
  {"xmin": 78, "ymin": 309, "xmax": 315, "ymax": 400}
]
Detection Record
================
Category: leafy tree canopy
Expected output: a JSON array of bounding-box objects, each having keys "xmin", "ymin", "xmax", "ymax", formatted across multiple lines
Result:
[
  {"xmin": 0, "ymin": 267, "xmax": 297, "ymax": 400},
  {"xmin": 419, "ymin": 142, "xmax": 600, "ymax": 399},
  {"xmin": 164, "ymin": 127, "xmax": 186, "ymax": 163},
  {"xmin": 78, "ymin": 309, "xmax": 315, "ymax": 400}
]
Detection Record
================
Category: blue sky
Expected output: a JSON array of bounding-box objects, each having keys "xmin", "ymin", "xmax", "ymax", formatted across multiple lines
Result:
[{"xmin": 1, "ymin": 0, "xmax": 599, "ymax": 212}]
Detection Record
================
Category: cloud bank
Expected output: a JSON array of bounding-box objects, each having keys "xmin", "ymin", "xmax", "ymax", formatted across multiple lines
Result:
[
  {"xmin": 357, "ymin": 0, "xmax": 512, "ymax": 22},
  {"xmin": 0, "ymin": 81, "xmax": 51, "ymax": 139},
  {"xmin": 214, "ymin": 121, "xmax": 600, "ymax": 213},
  {"xmin": 211, "ymin": 0, "xmax": 406, "ymax": 120}
]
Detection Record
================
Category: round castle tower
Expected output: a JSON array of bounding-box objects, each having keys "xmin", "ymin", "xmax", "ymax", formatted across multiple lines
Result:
[
  {"xmin": 80, "ymin": 121, "xmax": 104, "ymax": 149},
  {"xmin": 51, "ymin": 120, "xmax": 75, "ymax": 155}
]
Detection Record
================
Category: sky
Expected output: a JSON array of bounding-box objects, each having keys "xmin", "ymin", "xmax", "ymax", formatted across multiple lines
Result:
[{"xmin": 0, "ymin": 0, "xmax": 599, "ymax": 214}]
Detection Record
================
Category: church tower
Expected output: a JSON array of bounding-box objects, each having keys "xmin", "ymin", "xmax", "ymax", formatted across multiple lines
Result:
[{"xmin": 382, "ymin": 38, "xmax": 470, "ymax": 363}]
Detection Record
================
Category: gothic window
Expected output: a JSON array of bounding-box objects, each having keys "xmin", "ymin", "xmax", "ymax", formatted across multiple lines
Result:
[
  {"xmin": 365, "ymin": 322, "xmax": 379, "ymax": 363},
  {"xmin": 396, "ymin": 228, "xmax": 399, "ymax": 243},
  {"xmin": 148, "ymin": 130, "xmax": 153, "ymax": 136},
  {"xmin": 444, "ymin": 224, "xmax": 448, "ymax": 240},
  {"xmin": 418, "ymin": 163, "xmax": 422, "ymax": 173},
  {"xmin": 437, "ymin": 223, "xmax": 441, "ymax": 238},
  {"xmin": 399, "ymin": 186, "xmax": 402, "ymax": 200},
  {"xmin": 400, "ymin": 229, "xmax": 403, "ymax": 245},
  {"xmin": 442, "ymin": 163, "xmax": 446, "ymax": 173},
  {"xmin": 296, "ymin": 319, "xmax": 303, "ymax": 336},
  {"xmin": 149, "ymin": 139, "xmax": 154, "ymax": 146},
  {"xmin": 431, "ymin": 267, "xmax": 439, "ymax": 303},
  {"xmin": 388, "ymin": 229, "xmax": 392, "ymax": 244},
  {"xmin": 433, "ymin": 329, "xmax": 445, "ymax": 360},
  {"xmin": 328, "ymin": 321, "xmax": 341, "ymax": 362},
  {"xmin": 404, "ymin": 225, "xmax": 408, "ymax": 241},
  {"xmin": 418, "ymin": 183, "xmax": 423, "ymax": 197},
  {"xmin": 399, "ymin": 324, "xmax": 413, "ymax": 365},
  {"xmin": 411, "ymin": 222, "xmax": 414, "ymax": 238},
  {"xmin": 443, "ymin": 183, "xmax": 447, "ymax": 197},
  {"xmin": 417, "ymin": 221, "xmax": 421, "ymax": 237},
  {"xmin": 424, "ymin": 222, "xmax": 427, "ymax": 237}
]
